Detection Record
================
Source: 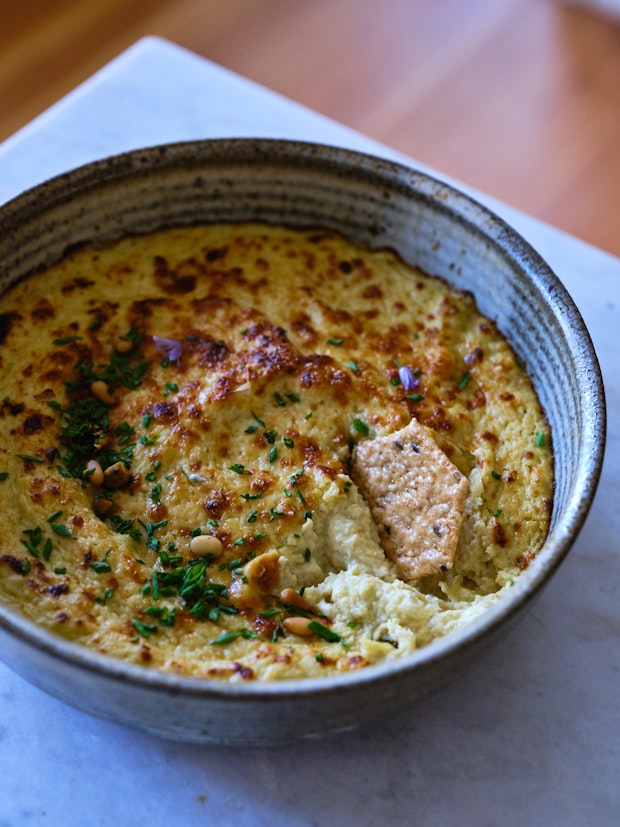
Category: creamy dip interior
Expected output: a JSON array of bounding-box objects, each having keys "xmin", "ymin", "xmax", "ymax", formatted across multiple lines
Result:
[{"xmin": 0, "ymin": 224, "xmax": 553, "ymax": 680}]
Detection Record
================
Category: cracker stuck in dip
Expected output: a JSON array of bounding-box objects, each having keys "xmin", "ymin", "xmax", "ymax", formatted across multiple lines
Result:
[{"xmin": 0, "ymin": 224, "xmax": 553, "ymax": 680}]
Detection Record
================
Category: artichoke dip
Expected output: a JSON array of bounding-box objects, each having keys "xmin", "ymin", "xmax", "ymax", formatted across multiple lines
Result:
[{"xmin": 0, "ymin": 224, "xmax": 553, "ymax": 680}]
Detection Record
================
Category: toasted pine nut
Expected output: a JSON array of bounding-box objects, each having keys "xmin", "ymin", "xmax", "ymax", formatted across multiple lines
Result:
[
  {"xmin": 113, "ymin": 335, "xmax": 133, "ymax": 353},
  {"xmin": 93, "ymin": 497, "xmax": 114, "ymax": 516},
  {"xmin": 84, "ymin": 459, "xmax": 104, "ymax": 486},
  {"xmin": 282, "ymin": 616, "xmax": 315, "ymax": 637},
  {"xmin": 91, "ymin": 380, "xmax": 116, "ymax": 405},
  {"xmin": 103, "ymin": 461, "xmax": 132, "ymax": 489},
  {"xmin": 279, "ymin": 587, "xmax": 312, "ymax": 613},
  {"xmin": 189, "ymin": 534, "xmax": 223, "ymax": 557}
]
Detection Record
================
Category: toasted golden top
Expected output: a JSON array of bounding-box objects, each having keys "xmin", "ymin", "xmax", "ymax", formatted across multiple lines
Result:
[{"xmin": 0, "ymin": 224, "xmax": 552, "ymax": 680}]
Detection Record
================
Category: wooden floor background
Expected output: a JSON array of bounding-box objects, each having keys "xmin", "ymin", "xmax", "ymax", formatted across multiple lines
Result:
[{"xmin": 2, "ymin": 0, "xmax": 620, "ymax": 257}]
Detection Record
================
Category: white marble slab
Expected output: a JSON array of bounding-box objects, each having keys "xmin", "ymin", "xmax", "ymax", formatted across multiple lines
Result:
[{"xmin": 0, "ymin": 37, "xmax": 618, "ymax": 827}]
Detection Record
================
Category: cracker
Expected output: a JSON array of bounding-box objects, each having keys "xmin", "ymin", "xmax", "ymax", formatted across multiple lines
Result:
[{"xmin": 351, "ymin": 418, "xmax": 469, "ymax": 581}]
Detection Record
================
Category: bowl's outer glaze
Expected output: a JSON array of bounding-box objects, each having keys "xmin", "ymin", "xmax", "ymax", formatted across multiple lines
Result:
[{"xmin": 0, "ymin": 140, "xmax": 606, "ymax": 745}]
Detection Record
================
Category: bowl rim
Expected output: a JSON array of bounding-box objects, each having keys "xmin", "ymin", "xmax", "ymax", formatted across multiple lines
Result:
[{"xmin": 0, "ymin": 137, "xmax": 607, "ymax": 701}]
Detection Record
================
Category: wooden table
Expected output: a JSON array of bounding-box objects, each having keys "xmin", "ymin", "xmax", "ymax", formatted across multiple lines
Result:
[{"xmin": 3, "ymin": 0, "xmax": 620, "ymax": 256}]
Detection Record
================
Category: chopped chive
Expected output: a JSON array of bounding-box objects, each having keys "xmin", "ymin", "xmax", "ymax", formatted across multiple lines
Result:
[
  {"xmin": 268, "ymin": 446, "xmax": 278, "ymax": 463},
  {"xmin": 326, "ymin": 338, "xmax": 344, "ymax": 346},
  {"xmin": 535, "ymin": 431, "xmax": 545, "ymax": 447},
  {"xmin": 283, "ymin": 437, "xmax": 295, "ymax": 448},
  {"xmin": 251, "ymin": 412, "xmax": 266, "ymax": 428},
  {"xmin": 16, "ymin": 454, "xmax": 44, "ymax": 463},
  {"xmin": 459, "ymin": 372, "xmax": 472, "ymax": 389},
  {"xmin": 51, "ymin": 523, "xmax": 76, "ymax": 539},
  {"xmin": 308, "ymin": 620, "xmax": 341, "ymax": 642},
  {"xmin": 229, "ymin": 463, "xmax": 251, "ymax": 475},
  {"xmin": 491, "ymin": 470, "xmax": 502, "ymax": 480},
  {"xmin": 352, "ymin": 418, "xmax": 369, "ymax": 437},
  {"xmin": 405, "ymin": 393, "xmax": 424, "ymax": 402},
  {"xmin": 52, "ymin": 335, "xmax": 82, "ymax": 345},
  {"xmin": 348, "ymin": 360, "xmax": 359, "ymax": 373},
  {"xmin": 47, "ymin": 510, "xmax": 64, "ymax": 523}
]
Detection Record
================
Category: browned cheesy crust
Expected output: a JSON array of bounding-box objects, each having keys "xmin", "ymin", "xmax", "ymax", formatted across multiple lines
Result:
[{"xmin": 0, "ymin": 224, "xmax": 553, "ymax": 680}]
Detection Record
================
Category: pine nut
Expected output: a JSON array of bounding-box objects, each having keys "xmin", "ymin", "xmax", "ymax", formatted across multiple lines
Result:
[
  {"xmin": 279, "ymin": 587, "xmax": 312, "ymax": 613},
  {"xmin": 93, "ymin": 497, "xmax": 114, "ymax": 516},
  {"xmin": 103, "ymin": 461, "xmax": 132, "ymax": 489},
  {"xmin": 189, "ymin": 534, "xmax": 223, "ymax": 557},
  {"xmin": 282, "ymin": 616, "xmax": 315, "ymax": 637},
  {"xmin": 91, "ymin": 380, "xmax": 116, "ymax": 405},
  {"xmin": 84, "ymin": 459, "xmax": 104, "ymax": 486}
]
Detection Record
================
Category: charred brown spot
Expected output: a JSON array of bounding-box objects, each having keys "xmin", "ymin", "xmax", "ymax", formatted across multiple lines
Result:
[
  {"xmin": 492, "ymin": 521, "xmax": 508, "ymax": 547},
  {"xmin": 61, "ymin": 277, "xmax": 95, "ymax": 295},
  {"xmin": 31, "ymin": 299, "xmax": 55, "ymax": 321},
  {"xmin": 151, "ymin": 401, "xmax": 176, "ymax": 420},
  {"xmin": 0, "ymin": 312, "xmax": 21, "ymax": 345},
  {"xmin": 49, "ymin": 582, "xmax": 69, "ymax": 596},
  {"xmin": 203, "ymin": 489, "xmax": 229, "ymax": 519},
  {"xmin": 205, "ymin": 246, "xmax": 228, "ymax": 262},
  {"xmin": 23, "ymin": 413, "xmax": 45, "ymax": 434},
  {"xmin": 1, "ymin": 399, "xmax": 24, "ymax": 417},
  {"xmin": 0, "ymin": 555, "xmax": 29, "ymax": 575},
  {"xmin": 464, "ymin": 347, "xmax": 484, "ymax": 366},
  {"xmin": 516, "ymin": 550, "xmax": 535, "ymax": 569}
]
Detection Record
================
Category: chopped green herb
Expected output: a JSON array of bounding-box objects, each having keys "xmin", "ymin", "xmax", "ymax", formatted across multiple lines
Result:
[
  {"xmin": 348, "ymin": 360, "xmax": 359, "ymax": 373},
  {"xmin": 326, "ymin": 338, "xmax": 344, "ymax": 346},
  {"xmin": 294, "ymin": 485, "xmax": 306, "ymax": 505},
  {"xmin": 241, "ymin": 490, "xmax": 262, "ymax": 501},
  {"xmin": 16, "ymin": 454, "xmax": 44, "ymax": 463},
  {"xmin": 352, "ymin": 418, "xmax": 369, "ymax": 437},
  {"xmin": 132, "ymin": 620, "xmax": 158, "ymax": 639},
  {"xmin": 283, "ymin": 437, "xmax": 295, "ymax": 449},
  {"xmin": 304, "ymin": 548, "xmax": 312, "ymax": 562},
  {"xmin": 535, "ymin": 431, "xmax": 546, "ymax": 447},
  {"xmin": 52, "ymin": 335, "xmax": 82, "ymax": 345},
  {"xmin": 405, "ymin": 393, "xmax": 425, "ymax": 402},
  {"xmin": 251, "ymin": 412, "xmax": 266, "ymax": 428},
  {"xmin": 459, "ymin": 371, "xmax": 472, "ymax": 390},
  {"xmin": 286, "ymin": 393, "xmax": 301, "ymax": 403},
  {"xmin": 141, "ymin": 413, "xmax": 152, "ymax": 429},
  {"xmin": 95, "ymin": 588, "xmax": 114, "ymax": 605},
  {"xmin": 491, "ymin": 470, "xmax": 502, "ymax": 481},
  {"xmin": 274, "ymin": 392, "xmax": 287, "ymax": 406},
  {"xmin": 90, "ymin": 550, "xmax": 112, "ymax": 573},
  {"xmin": 210, "ymin": 628, "xmax": 257, "ymax": 645},
  {"xmin": 493, "ymin": 509, "xmax": 503, "ymax": 518},
  {"xmin": 229, "ymin": 463, "xmax": 251, "ymax": 475},
  {"xmin": 54, "ymin": 566, "xmax": 67, "ymax": 575},
  {"xmin": 247, "ymin": 510, "xmax": 258, "ymax": 523},
  {"xmin": 51, "ymin": 523, "xmax": 76, "ymax": 539},
  {"xmin": 308, "ymin": 620, "xmax": 341, "ymax": 643},
  {"xmin": 268, "ymin": 446, "xmax": 278, "ymax": 463},
  {"xmin": 47, "ymin": 510, "xmax": 64, "ymax": 523},
  {"xmin": 0, "ymin": 472, "xmax": 8, "ymax": 482}
]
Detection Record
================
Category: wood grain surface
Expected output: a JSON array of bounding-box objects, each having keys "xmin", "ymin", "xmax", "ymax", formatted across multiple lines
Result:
[{"xmin": 2, "ymin": 0, "xmax": 620, "ymax": 256}]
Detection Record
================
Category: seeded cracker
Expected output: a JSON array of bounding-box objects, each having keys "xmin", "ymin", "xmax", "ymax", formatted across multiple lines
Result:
[{"xmin": 351, "ymin": 417, "xmax": 469, "ymax": 581}]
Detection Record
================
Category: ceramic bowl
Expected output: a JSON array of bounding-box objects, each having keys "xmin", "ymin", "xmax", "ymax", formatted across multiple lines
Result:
[{"xmin": 0, "ymin": 139, "xmax": 605, "ymax": 745}]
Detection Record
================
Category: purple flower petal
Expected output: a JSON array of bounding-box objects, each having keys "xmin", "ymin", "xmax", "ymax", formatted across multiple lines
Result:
[
  {"xmin": 153, "ymin": 335, "xmax": 183, "ymax": 362},
  {"xmin": 398, "ymin": 365, "xmax": 418, "ymax": 392}
]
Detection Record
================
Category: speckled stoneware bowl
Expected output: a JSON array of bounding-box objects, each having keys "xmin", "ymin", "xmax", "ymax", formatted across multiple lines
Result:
[{"xmin": 0, "ymin": 139, "xmax": 605, "ymax": 745}]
